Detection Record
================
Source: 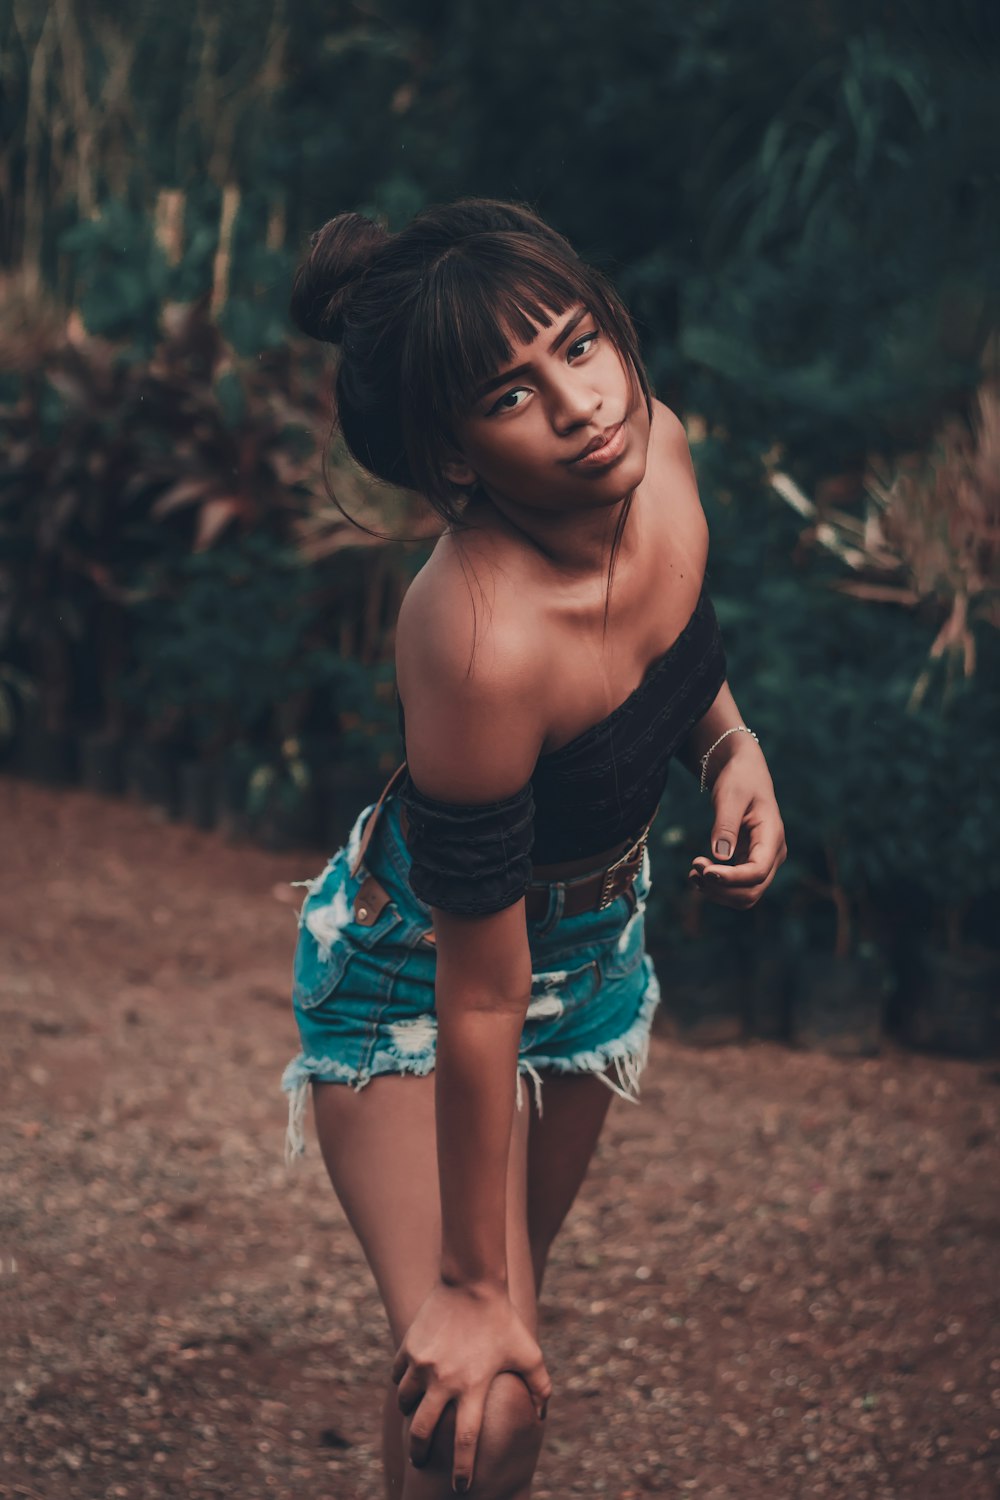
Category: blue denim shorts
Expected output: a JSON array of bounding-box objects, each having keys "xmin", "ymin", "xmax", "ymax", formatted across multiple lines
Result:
[{"xmin": 281, "ymin": 794, "xmax": 661, "ymax": 1159}]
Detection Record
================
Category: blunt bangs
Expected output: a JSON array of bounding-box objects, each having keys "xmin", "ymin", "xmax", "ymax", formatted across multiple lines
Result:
[{"xmin": 399, "ymin": 232, "xmax": 650, "ymax": 500}]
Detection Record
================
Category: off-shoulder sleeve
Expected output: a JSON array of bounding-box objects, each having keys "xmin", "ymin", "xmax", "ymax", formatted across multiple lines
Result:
[{"xmin": 396, "ymin": 770, "xmax": 535, "ymax": 916}]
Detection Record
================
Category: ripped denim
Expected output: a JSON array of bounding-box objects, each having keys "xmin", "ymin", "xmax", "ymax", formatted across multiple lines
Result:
[{"xmin": 281, "ymin": 794, "xmax": 660, "ymax": 1162}]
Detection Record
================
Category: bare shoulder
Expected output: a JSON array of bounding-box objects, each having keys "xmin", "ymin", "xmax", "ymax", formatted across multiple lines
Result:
[
  {"xmin": 649, "ymin": 397, "xmax": 700, "ymax": 476},
  {"xmin": 650, "ymin": 397, "xmax": 689, "ymax": 449},
  {"xmin": 395, "ymin": 536, "xmax": 546, "ymax": 802}
]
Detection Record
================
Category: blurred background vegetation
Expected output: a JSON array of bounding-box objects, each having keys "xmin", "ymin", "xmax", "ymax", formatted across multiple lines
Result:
[{"xmin": 1, "ymin": 0, "xmax": 998, "ymax": 1055}]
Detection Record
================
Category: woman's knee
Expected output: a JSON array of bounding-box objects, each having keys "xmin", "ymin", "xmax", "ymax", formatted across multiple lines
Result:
[
  {"xmin": 404, "ymin": 1373, "xmax": 543, "ymax": 1499},
  {"xmin": 471, "ymin": 1373, "xmax": 543, "ymax": 1496}
]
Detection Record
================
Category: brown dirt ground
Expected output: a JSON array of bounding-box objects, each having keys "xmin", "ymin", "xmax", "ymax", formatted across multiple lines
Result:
[{"xmin": 1, "ymin": 777, "xmax": 998, "ymax": 1500}]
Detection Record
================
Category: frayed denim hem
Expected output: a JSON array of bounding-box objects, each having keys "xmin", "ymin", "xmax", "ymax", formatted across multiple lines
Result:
[
  {"xmin": 281, "ymin": 958, "xmax": 661, "ymax": 1164},
  {"xmin": 515, "ymin": 959, "xmax": 661, "ymax": 1117},
  {"xmin": 281, "ymin": 1048, "xmax": 437, "ymax": 1164}
]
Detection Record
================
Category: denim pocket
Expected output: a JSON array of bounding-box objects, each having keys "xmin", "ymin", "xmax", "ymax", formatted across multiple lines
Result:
[
  {"xmin": 292, "ymin": 854, "xmax": 403, "ymax": 1010},
  {"xmin": 600, "ymin": 918, "xmax": 646, "ymax": 981},
  {"xmin": 600, "ymin": 849, "xmax": 651, "ymax": 982},
  {"xmin": 522, "ymin": 957, "xmax": 602, "ymax": 1046}
]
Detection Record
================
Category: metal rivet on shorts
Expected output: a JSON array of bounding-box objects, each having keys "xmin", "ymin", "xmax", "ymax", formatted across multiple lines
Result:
[{"xmin": 357, "ymin": 905, "xmax": 368, "ymax": 920}]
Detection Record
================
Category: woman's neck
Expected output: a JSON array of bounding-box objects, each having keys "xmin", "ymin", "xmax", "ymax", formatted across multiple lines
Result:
[{"xmin": 460, "ymin": 482, "xmax": 642, "ymax": 580}]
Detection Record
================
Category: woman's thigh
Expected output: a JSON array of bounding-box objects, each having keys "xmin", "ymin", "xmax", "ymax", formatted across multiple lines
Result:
[
  {"xmin": 526, "ymin": 1070, "xmax": 616, "ymax": 1289},
  {"xmin": 311, "ymin": 1071, "xmax": 538, "ymax": 1343},
  {"xmin": 312, "ymin": 1074, "xmax": 545, "ymax": 1498}
]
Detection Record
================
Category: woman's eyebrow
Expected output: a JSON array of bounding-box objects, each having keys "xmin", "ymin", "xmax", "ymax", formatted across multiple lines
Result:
[{"xmin": 474, "ymin": 307, "xmax": 590, "ymax": 401}]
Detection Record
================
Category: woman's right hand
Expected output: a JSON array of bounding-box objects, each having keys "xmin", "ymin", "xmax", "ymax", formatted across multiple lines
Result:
[{"xmin": 390, "ymin": 1279, "xmax": 551, "ymax": 1493}]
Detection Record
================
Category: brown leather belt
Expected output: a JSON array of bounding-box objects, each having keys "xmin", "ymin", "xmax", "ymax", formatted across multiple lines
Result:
[
  {"xmin": 376, "ymin": 765, "xmax": 652, "ymax": 923},
  {"xmin": 346, "ymin": 764, "xmax": 652, "ymax": 929},
  {"xmin": 524, "ymin": 821, "xmax": 651, "ymax": 920}
]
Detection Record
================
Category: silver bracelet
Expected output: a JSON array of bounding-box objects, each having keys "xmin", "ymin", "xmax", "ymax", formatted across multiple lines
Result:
[{"xmin": 699, "ymin": 725, "xmax": 760, "ymax": 792}]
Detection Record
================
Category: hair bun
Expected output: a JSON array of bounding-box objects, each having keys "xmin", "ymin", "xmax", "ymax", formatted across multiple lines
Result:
[{"xmin": 289, "ymin": 212, "xmax": 388, "ymax": 344}]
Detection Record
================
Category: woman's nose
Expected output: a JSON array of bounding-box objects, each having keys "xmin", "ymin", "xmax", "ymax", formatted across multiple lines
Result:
[{"xmin": 551, "ymin": 374, "xmax": 601, "ymax": 432}]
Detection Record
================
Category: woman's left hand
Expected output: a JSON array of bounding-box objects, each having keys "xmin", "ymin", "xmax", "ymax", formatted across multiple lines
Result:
[{"xmin": 688, "ymin": 742, "xmax": 787, "ymax": 909}]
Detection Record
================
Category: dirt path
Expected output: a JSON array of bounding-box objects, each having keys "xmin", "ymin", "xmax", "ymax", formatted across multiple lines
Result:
[{"xmin": 1, "ymin": 777, "xmax": 997, "ymax": 1500}]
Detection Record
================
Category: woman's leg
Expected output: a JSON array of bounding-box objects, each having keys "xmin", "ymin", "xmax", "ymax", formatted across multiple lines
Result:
[
  {"xmin": 525, "ymin": 1071, "xmax": 617, "ymax": 1293},
  {"xmin": 311, "ymin": 1072, "xmax": 544, "ymax": 1500}
]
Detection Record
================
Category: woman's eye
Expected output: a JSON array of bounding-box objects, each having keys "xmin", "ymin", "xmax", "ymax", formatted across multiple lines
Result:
[
  {"xmin": 568, "ymin": 330, "xmax": 599, "ymax": 360},
  {"xmin": 488, "ymin": 387, "xmax": 529, "ymax": 415}
]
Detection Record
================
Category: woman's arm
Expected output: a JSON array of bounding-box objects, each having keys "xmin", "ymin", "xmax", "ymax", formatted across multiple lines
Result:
[
  {"xmin": 390, "ymin": 573, "xmax": 551, "ymax": 1489},
  {"xmin": 432, "ymin": 903, "xmax": 532, "ymax": 1291},
  {"xmin": 674, "ymin": 679, "xmax": 761, "ymax": 785},
  {"xmin": 677, "ymin": 680, "xmax": 788, "ymax": 907},
  {"xmin": 654, "ymin": 411, "xmax": 787, "ymax": 905},
  {"xmin": 391, "ymin": 900, "xmax": 550, "ymax": 1488}
]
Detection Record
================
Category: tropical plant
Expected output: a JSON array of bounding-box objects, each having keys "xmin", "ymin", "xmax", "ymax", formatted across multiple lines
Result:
[
  {"xmin": 679, "ymin": 12, "xmax": 997, "ymax": 455},
  {"xmin": 0, "ymin": 326, "xmax": 144, "ymax": 734},
  {"xmin": 1, "ymin": 0, "xmax": 413, "ymax": 341},
  {"xmin": 693, "ymin": 429, "xmax": 1000, "ymax": 967},
  {"xmin": 769, "ymin": 375, "xmax": 1000, "ymax": 709},
  {"xmin": 0, "ymin": 299, "xmax": 321, "ymax": 732}
]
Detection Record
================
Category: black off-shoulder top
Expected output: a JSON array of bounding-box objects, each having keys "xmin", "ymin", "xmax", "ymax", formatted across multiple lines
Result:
[{"xmin": 396, "ymin": 582, "xmax": 727, "ymax": 915}]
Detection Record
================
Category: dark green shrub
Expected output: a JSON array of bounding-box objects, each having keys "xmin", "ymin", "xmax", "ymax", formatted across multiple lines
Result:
[{"xmin": 119, "ymin": 533, "xmax": 357, "ymax": 756}]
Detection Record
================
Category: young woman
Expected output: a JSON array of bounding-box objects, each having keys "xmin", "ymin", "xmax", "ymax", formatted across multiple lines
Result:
[{"xmin": 281, "ymin": 199, "xmax": 786, "ymax": 1499}]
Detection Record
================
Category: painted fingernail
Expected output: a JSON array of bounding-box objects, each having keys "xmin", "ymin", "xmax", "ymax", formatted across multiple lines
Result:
[
  {"xmin": 715, "ymin": 839, "xmax": 731, "ymax": 858},
  {"xmin": 540, "ymin": 1399, "xmax": 549, "ymax": 1421},
  {"xmin": 454, "ymin": 1479, "xmax": 470, "ymax": 1494}
]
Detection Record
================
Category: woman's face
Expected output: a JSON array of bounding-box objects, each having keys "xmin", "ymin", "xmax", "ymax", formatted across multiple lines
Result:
[{"xmin": 447, "ymin": 304, "xmax": 651, "ymax": 514}]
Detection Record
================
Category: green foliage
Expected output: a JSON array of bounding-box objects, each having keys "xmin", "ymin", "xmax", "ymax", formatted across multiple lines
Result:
[
  {"xmin": 55, "ymin": 191, "xmax": 294, "ymax": 359},
  {"xmin": 364, "ymin": 0, "xmax": 997, "ymax": 451},
  {"xmin": 246, "ymin": 738, "xmax": 314, "ymax": 821},
  {"xmin": 680, "ymin": 22, "xmax": 995, "ymax": 452},
  {"xmin": 120, "ymin": 533, "xmax": 357, "ymax": 754},
  {"xmin": 58, "ymin": 200, "xmax": 171, "ymax": 355},
  {"xmin": 7, "ymin": 0, "xmax": 996, "ymax": 457},
  {"xmin": 0, "ymin": 664, "xmax": 35, "ymax": 748},
  {"xmin": 885, "ymin": 670, "xmax": 999, "ymax": 933},
  {"xmin": 333, "ymin": 656, "xmax": 404, "ymax": 774},
  {"xmin": 691, "ymin": 439, "xmax": 1000, "ymax": 953},
  {"xmin": 0, "ymin": 304, "xmax": 328, "ymax": 734}
]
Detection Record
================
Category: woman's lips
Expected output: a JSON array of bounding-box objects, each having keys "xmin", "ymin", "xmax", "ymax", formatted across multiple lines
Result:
[{"xmin": 567, "ymin": 419, "xmax": 627, "ymax": 471}]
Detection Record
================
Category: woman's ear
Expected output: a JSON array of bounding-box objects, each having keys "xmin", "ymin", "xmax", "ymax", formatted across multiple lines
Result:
[{"xmin": 441, "ymin": 454, "xmax": 477, "ymax": 488}]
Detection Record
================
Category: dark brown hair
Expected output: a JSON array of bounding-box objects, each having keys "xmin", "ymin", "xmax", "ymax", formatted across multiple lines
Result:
[{"xmin": 290, "ymin": 198, "xmax": 652, "ymax": 530}]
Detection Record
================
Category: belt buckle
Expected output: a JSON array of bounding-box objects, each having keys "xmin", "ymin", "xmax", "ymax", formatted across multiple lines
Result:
[{"xmin": 597, "ymin": 825, "xmax": 649, "ymax": 911}]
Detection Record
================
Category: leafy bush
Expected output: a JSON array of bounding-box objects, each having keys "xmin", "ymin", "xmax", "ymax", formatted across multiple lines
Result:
[
  {"xmin": 679, "ymin": 430, "xmax": 1000, "ymax": 960},
  {"xmin": 120, "ymin": 533, "xmax": 356, "ymax": 755},
  {"xmin": 0, "ymin": 299, "xmax": 391, "ymax": 739},
  {"xmin": 771, "ymin": 378, "xmax": 1000, "ymax": 709}
]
